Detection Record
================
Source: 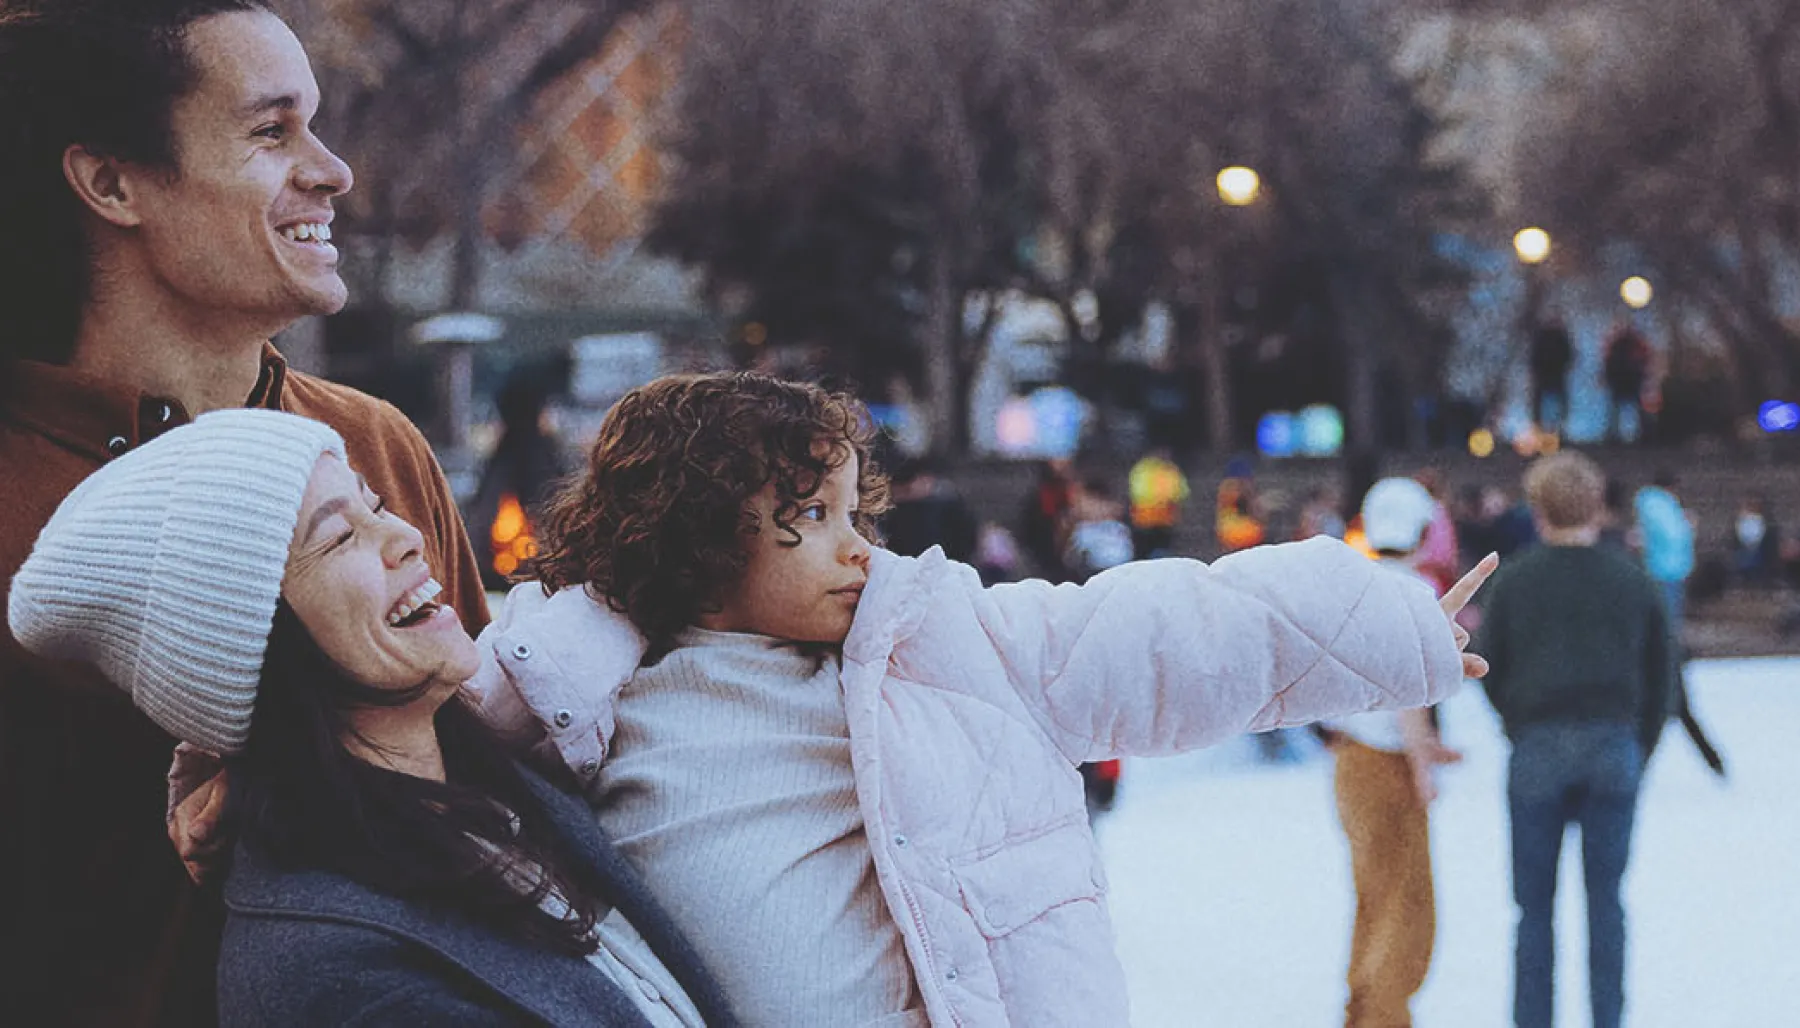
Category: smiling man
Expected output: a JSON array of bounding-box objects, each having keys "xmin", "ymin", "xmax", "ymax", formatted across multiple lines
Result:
[{"xmin": 0, "ymin": 2, "xmax": 486, "ymax": 1024}]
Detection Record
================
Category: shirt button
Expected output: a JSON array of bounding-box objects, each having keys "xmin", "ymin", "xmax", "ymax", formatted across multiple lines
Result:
[
  {"xmin": 512, "ymin": 643, "xmax": 532, "ymax": 660},
  {"xmin": 945, "ymin": 968, "xmax": 958, "ymax": 982},
  {"xmin": 158, "ymin": 403, "xmax": 173, "ymax": 423},
  {"xmin": 553, "ymin": 709, "xmax": 573, "ymax": 728},
  {"xmin": 580, "ymin": 758, "xmax": 600, "ymax": 776},
  {"xmin": 893, "ymin": 834, "xmax": 908, "ymax": 848},
  {"xmin": 105, "ymin": 436, "xmax": 129, "ymax": 456}
]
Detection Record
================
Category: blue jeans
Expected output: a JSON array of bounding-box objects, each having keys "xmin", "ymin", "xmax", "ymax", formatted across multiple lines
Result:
[{"xmin": 1508, "ymin": 722, "xmax": 1644, "ymax": 1028}]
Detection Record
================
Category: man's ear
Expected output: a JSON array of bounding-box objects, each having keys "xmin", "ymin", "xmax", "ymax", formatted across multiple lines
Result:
[{"xmin": 62, "ymin": 144, "xmax": 145, "ymax": 228}]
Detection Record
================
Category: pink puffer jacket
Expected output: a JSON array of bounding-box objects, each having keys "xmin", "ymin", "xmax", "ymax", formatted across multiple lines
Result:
[{"xmin": 466, "ymin": 536, "xmax": 1463, "ymax": 1027}]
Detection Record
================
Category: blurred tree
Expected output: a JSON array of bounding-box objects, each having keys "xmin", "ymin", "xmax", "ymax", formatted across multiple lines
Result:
[
  {"xmin": 650, "ymin": 0, "xmax": 1476, "ymax": 455},
  {"xmin": 1514, "ymin": 0, "xmax": 1800, "ymax": 402},
  {"xmin": 287, "ymin": 0, "xmax": 658, "ymax": 308}
]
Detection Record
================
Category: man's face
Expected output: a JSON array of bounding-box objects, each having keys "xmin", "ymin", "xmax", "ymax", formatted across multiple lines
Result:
[{"xmin": 131, "ymin": 11, "xmax": 353, "ymax": 333}]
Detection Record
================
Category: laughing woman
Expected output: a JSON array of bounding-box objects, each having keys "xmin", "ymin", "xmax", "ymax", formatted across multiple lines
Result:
[{"xmin": 8, "ymin": 409, "xmax": 736, "ymax": 1027}]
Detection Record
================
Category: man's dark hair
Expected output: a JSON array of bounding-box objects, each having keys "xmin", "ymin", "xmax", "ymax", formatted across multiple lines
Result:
[{"xmin": 0, "ymin": 0, "xmax": 272, "ymax": 363}]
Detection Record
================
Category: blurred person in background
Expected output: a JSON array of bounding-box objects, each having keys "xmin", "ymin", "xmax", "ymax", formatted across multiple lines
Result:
[
  {"xmin": 1216, "ymin": 455, "xmax": 1266, "ymax": 554},
  {"xmin": 1474, "ymin": 452, "xmax": 1670, "ymax": 1028},
  {"xmin": 1606, "ymin": 477, "xmax": 1724, "ymax": 777},
  {"xmin": 1529, "ymin": 319, "xmax": 1573, "ymax": 434},
  {"xmin": 1063, "ymin": 477, "xmax": 1136, "ymax": 584},
  {"xmin": 1065, "ymin": 474, "xmax": 1138, "ymax": 823},
  {"xmin": 1634, "ymin": 470, "xmax": 1695, "ymax": 640},
  {"xmin": 1453, "ymin": 484, "xmax": 1496, "ymax": 570},
  {"xmin": 1127, "ymin": 445, "xmax": 1189, "ymax": 559},
  {"xmin": 466, "ymin": 371, "xmax": 572, "ymax": 591},
  {"xmin": 882, "ymin": 456, "xmax": 979, "ymax": 563},
  {"xmin": 1597, "ymin": 478, "xmax": 1632, "ymax": 552},
  {"xmin": 1731, "ymin": 494, "xmax": 1781, "ymax": 588},
  {"xmin": 971, "ymin": 522, "xmax": 1024, "ymax": 586},
  {"xmin": 1603, "ymin": 322, "xmax": 1651, "ymax": 444},
  {"xmin": 0, "ymin": 2, "xmax": 487, "ymax": 1022},
  {"xmin": 1019, "ymin": 458, "xmax": 1077, "ymax": 581},
  {"xmin": 1297, "ymin": 484, "xmax": 1348, "ymax": 541},
  {"xmin": 1485, "ymin": 485, "xmax": 1540, "ymax": 558},
  {"xmin": 1411, "ymin": 468, "xmax": 1461, "ymax": 594},
  {"xmin": 1317, "ymin": 477, "xmax": 1468, "ymax": 1028}
]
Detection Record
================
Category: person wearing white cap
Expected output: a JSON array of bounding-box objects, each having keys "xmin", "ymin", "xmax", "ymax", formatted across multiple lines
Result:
[
  {"xmin": 9, "ymin": 409, "xmax": 737, "ymax": 1027},
  {"xmin": 1320, "ymin": 476, "xmax": 1478, "ymax": 1028}
]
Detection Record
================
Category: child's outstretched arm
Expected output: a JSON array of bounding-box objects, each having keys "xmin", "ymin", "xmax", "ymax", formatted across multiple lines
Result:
[{"xmin": 962, "ymin": 537, "xmax": 1489, "ymax": 763}]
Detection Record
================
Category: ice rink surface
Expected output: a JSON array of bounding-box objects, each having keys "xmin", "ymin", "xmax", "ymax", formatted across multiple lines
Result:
[{"xmin": 1100, "ymin": 658, "xmax": 1800, "ymax": 1027}]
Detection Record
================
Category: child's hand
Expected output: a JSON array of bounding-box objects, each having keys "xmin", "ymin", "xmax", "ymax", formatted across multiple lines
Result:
[{"xmin": 1439, "ymin": 552, "xmax": 1498, "ymax": 679}]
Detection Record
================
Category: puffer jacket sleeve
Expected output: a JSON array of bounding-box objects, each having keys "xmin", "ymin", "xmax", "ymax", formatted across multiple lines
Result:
[
  {"xmin": 462, "ymin": 584, "xmax": 551, "ymax": 748},
  {"xmin": 968, "ymin": 535, "xmax": 1464, "ymax": 762},
  {"xmin": 461, "ymin": 581, "xmax": 646, "ymax": 788}
]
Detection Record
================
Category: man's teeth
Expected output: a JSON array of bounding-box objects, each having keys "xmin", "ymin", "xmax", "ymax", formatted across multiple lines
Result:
[
  {"xmin": 280, "ymin": 222, "xmax": 332, "ymax": 243},
  {"xmin": 386, "ymin": 579, "xmax": 443, "ymax": 626}
]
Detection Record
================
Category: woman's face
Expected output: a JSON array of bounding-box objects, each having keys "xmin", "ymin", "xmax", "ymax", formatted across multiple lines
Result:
[{"xmin": 282, "ymin": 454, "xmax": 480, "ymax": 692}]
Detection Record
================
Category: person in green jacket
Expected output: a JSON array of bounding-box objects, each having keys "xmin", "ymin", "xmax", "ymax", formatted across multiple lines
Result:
[{"xmin": 1474, "ymin": 452, "xmax": 1671, "ymax": 1028}]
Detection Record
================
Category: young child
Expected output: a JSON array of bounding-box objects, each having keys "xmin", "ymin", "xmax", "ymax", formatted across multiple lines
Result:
[
  {"xmin": 468, "ymin": 371, "xmax": 1493, "ymax": 1028},
  {"xmin": 1318, "ymin": 477, "xmax": 1465, "ymax": 1028}
]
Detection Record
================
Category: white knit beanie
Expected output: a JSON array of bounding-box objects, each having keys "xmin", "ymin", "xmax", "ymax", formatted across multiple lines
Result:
[{"xmin": 8, "ymin": 408, "xmax": 346, "ymax": 754}]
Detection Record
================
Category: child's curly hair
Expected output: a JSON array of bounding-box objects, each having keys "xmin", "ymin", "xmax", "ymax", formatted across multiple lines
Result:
[{"xmin": 528, "ymin": 372, "xmax": 891, "ymax": 652}]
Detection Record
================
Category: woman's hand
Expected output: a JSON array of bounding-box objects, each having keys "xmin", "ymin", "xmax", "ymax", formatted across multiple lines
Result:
[{"xmin": 1439, "ymin": 552, "xmax": 1498, "ymax": 679}]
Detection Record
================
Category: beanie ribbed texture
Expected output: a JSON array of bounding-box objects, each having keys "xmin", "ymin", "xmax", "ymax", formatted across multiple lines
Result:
[{"xmin": 8, "ymin": 409, "xmax": 346, "ymax": 754}]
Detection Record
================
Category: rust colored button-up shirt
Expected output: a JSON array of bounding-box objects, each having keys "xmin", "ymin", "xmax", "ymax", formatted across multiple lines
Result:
[{"xmin": 0, "ymin": 347, "xmax": 489, "ymax": 1027}]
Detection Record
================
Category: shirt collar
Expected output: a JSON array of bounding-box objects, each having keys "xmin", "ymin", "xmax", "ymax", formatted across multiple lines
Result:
[{"xmin": 3, "ymin": 344, "xmax": 290, "ymax": 463}]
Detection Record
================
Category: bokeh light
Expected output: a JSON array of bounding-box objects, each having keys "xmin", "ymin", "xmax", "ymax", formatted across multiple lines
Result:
[
  {"xmin": 1512, "ymin": 227, "xmax": 1552, "ymax": 265},
  {"xmin": 1468, "ymin": 428, "xmax": 1496, "ymax": 458},
  {"xmin": 1217, "ymin": 166, "xmax": 1262, "ymax": 207}
]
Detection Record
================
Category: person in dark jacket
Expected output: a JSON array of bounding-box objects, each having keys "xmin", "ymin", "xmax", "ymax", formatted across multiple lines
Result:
[
  {"xmin": 1528, "ymin": 319, "xmax": 1573, "ymax": 433},
  {"xmin": 1602, "ymin": 322, "xmax": 1651, "ymax": 443},
  {"xmin": 467, "ymin": 372, "xmax": 574, "ymax": 589},
  {"xmin": 0, "ymin": 4, "xmax": 488, "ymax": 1022},
  {"xmin": 1473, "ymin": 452, "xmax": 1670, "ymax": 1028},
  {"xmin": 9, "ymin": 410, "xmax": 736, "ymax": 1027}
]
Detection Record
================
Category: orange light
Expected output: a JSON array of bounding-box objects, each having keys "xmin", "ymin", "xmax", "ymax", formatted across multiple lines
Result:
[{"xmin": 490, "ymin": 493, "xmax": 536, "ymax": 579}]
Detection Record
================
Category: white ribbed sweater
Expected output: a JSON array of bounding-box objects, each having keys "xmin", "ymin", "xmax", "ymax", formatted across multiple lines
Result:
[{"xmin": 596, "ymin": 629, "xmax": 924, "ymax": 1028}]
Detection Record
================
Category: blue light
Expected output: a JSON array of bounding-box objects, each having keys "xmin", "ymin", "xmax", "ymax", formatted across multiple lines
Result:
[
  {"xmin": 1759, "ymin": 400, "xmax": 1800, "ymax": 433},
  {"xmin": 1257, "ymin": 411, "xmax": 1296, "ymax": 458},
  {"xmin": 1296, "ymin": 404, "xmax": 1345, "ymax": 457}
]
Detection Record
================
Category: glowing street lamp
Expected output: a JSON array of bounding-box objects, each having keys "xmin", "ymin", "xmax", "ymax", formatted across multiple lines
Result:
[
  {"xmin": 1216, "ymin": 166, "xmax": 1262, "ymax": 207},
  {"xmin": 1620, "ymin": 276, "xmax": 1653, "ymax": 309},
  {"xmin": 1512, "ymin": 227, "xmax": 1552, "ymax": 265}
]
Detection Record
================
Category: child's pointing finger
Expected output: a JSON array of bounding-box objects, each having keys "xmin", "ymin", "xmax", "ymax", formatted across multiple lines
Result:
[{"xmin": 1440, "ymin": 552, "xmax": 1499, "ymax": 616}]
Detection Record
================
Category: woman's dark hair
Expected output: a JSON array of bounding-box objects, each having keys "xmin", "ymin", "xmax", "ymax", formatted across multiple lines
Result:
[
  {"xmin": 528, "ymin": 371, "xmax": 892, "ymax": 655},
  {"xmin": 0, "ymin": 0, "xmax": 271, "ymax": 363},
  {"xmin": 231, "ymin": 602, "xmax": 605, "ymax": 957}
]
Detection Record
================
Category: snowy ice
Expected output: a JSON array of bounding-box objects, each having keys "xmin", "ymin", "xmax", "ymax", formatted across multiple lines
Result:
[{"xmin": 1101, "ymin": 658, "xmax": 1800, "ymax": 1027}]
